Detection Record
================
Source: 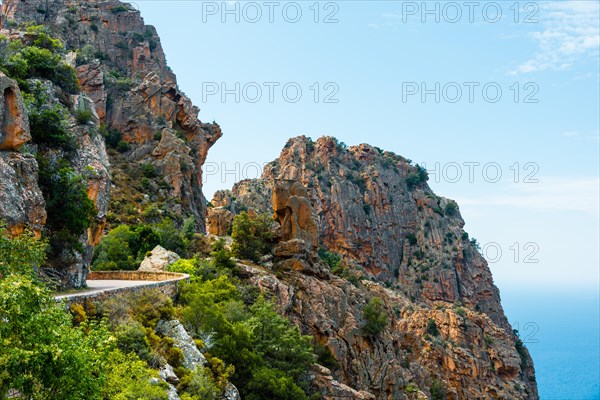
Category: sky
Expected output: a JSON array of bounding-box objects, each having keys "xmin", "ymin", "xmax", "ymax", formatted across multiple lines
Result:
[{"xmin": 132, "ymin": 0, "xmax": 599, "ymax": 293}]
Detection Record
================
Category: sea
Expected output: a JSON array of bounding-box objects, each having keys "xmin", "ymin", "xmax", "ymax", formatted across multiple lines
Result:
[{"xmin": 501, "ymin": 288, "xmax": 600, "ymax": 400}]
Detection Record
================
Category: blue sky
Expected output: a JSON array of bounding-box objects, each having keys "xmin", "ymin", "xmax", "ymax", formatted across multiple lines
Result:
[{"xmin": 134, "ymin": 0, "xmax": 599, "ymax": 292}]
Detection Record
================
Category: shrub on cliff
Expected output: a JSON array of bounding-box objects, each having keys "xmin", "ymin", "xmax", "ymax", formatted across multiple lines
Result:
[
  {"xmin": 0, "ymin": 232, "xmax": 166, "ymax": 399},
  {"xmin": 231, "ymin": 212, "xmax": 273, "ymax": 262},
  {"xmin": 362, "ymin": 297, "xmax": 388, "ymax": 336},
  {"xmin": 0, "ymin": 223, "xmax": 47, "ymax": 278},
  {"xmin": 179, "ymin": 276, "xmax": 314, "ymax": 399},
  {"xmin": 36, "ymin": 159, "xmax": 97, "ymax": 255}
]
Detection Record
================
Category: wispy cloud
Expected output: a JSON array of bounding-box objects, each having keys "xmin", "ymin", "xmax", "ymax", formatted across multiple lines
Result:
[
  {"xmin": 561, "ymin": 130, "xmax": 600, "ymax": 143},
  {"xmin": 510, "ymin": 1, "xmax": 600, "ymax": 75},
  {"xmin": 455, "ymin": 177, "xmax": 600, "ymax": 216}
]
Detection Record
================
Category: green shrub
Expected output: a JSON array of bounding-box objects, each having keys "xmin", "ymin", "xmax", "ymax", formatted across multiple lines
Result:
[
  {"xmin": 231, "ymin": 212, "xmax": 273, "ymax": 262},
  {"xmin": 99, "ymin": 123, "xmax": 122, "ymax": 148},
  {"xmin": 0, "ymin": 223, "xmax": 47, "ymax": 278},
  {"xmin": 430, "ymin": 379, "xmax": 446, "ymax": 400},
  {"xmin": 318, "ymin": 247, "xmax": 341, "ymax": 270},
  {"xmin": 111, "ymin": 5, "xmax": 130, "ymax": 13},
  {"xmin": 37, "ymin": 159, "xmax": 97, "ymax": 254},
  {"xmin": 362, "ymin": 297, "xmax": 388, "ymax": 336},
  {"xmin": 75, "ymin": 109, "xmax": 93, "ymax": 124},
  {"xmin": 406, "ymin": 233, "xmax": 417, "ymax": 246},
  {"xmin": 314, "ymin": 342, "xmax": 339, "ymax": 371},
  {"xmin": 426, "ymin": 319, "xmax": 439, "ymax": 337},
  {"xmin": 115, "ymin": 321, "xmax": 153, "ymax": 362},
  {"xmin": 117, "ymin": 140, "xmax": 129, "ymax": 153},
  {"xmin": 141, "ymin": 163, "xmax": 159, "ymax": 178},
  {"xmin": 179, "ymin": 367, "xmax": 219, "ymax": 399},
  {"xmin": 445, "ymin": 201, "xmax": 458, "ymax": 216},
  {"xmin": 28, "ymin": 104, "xmax": 75, "ymax": 150}
]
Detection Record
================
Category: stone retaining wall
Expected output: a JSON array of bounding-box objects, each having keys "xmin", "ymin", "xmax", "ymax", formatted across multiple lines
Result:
[
  {"xmin": 55, "ymin": 271, "xmax": 190, "ymax": 306},
  {"xmin": 87, "ymin": 271, "xmax": 187, "ymax": 282}
]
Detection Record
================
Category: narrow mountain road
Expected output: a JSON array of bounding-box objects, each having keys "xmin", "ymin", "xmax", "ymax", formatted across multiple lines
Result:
[
  {"xmin": 54, "ymin": 279, "xmax": 156, "ymax": 301},
  {"xmin": 53, "ymin": 271, "xmax": 190, "ymax": 302}
]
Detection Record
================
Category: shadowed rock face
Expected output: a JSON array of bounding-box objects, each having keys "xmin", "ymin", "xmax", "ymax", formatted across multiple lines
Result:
[
  {"xmin": 0, "ymin": 72, "xmax": 46, "ymax": 236},
  {"xmin": 0, "ymin": 72, "xmax": 30, "ymax": 151},
  {"xmin": 211, "ymin": 136, "xmax": 538, "ymax": 399}
]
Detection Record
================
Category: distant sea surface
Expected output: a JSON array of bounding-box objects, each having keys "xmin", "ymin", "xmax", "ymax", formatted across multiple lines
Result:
[{"xmin": 502, "ymin": 288, "xmax": 600, "ymax": 400}]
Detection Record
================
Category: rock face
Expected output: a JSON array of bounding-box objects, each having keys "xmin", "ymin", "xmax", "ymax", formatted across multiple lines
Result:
[
  {"xmin": 0, "ymin": 0, "xmax": 222, "ymax": 286},
  {"xmin": 272, "ymin": 180, "xmax": 319, "ymax": 249},
  {"xmin": 206, "ymin": 207, "xmax": 234, "ymax": 236},
  {"xmin": 0, "ymin": 72, "xmax": 30, "ymax": 151},
  {"xmin": 216, "ymin": 136, "xmax": 538, "ymax": 399},
  {"xmin": 1, "ymin": 0, "xmax": 221, "ymax": 231},
  {"xmin": 156, "ymin": 319, "xmax": 207, "ymax": 370},
  {"xmin": 139, "ymin": 245, "xmax": 180, "ymax": 272},
  {"xmin": 0, "ymin": 73, "xmax": 46, "ymax": 236}
]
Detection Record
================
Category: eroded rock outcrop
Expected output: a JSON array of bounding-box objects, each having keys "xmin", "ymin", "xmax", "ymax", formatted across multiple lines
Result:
[
  {"xmin": 217, "ymin": 136, "xmax": 538, "ymax": 399},
  {"xmin": 0, "ymin": 73, "xmax": 46, "ymax": 236},
  {"xmin": 0, "ymin": 72, "xmax": 30, "ymax": 151}
]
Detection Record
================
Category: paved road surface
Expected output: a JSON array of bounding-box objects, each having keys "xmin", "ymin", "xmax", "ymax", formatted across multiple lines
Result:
[{"xmin": 54, "ymin": 280, "xmax": 153, "ymax": 301}]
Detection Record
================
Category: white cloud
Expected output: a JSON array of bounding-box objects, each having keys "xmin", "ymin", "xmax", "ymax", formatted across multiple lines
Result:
[
  {"xmin": 510, "ymin": 1, "xmax": 600, "ymax": 75},
  {"xmin": 455, "ymin": 177, "xmax": 600, "ymax": 216}
]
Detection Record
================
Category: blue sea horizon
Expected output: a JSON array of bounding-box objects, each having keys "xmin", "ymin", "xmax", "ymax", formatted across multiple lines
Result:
[{"xmin": 502, "ymin": 287, "xmax": 600, "ymax": 400}]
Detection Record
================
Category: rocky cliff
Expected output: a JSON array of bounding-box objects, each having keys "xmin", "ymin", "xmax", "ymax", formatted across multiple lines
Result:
[
  {"xmin": 212, "ymin": 136, "xmax": 538, "ymax": 399},
  {"xmin": 0, "ymin": 0, "xmax": 220, "ymax": 287}
]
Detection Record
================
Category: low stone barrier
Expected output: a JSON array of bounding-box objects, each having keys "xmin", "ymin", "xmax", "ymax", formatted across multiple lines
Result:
[
  {"xmin": 55, "ymin": 271, "xmax": 190, "ymax": 306},
  {"xmin": 87, "ymin": 271, "xmax": 187, "ymax": 282}
]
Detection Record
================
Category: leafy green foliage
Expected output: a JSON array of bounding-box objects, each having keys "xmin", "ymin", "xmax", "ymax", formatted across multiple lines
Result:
[
  {"xmin": 93, "ymin": 219, "xmax": 192, "ymax": 271},
  {"xmin": 406, "ymin": 164, "xmax": 429, "ymax": 190},
  {"xmin": 37, "ymin": 158, "xmax": 97, "ymax": 254},
  {"xmin": 430, "ymin": 379, "xmax": 446, "ymax": 400},
  {"xmin": 445, "ymin": 201, "xmax": 458, "ymax": 216},
  {"xmin": 75, "ymin": 109, "xmax": 93, "ymax": 124},
  {"xmin": 318, "ymin": 247, "xmax": 341, "ymax": 271},
  {"xmin": 0, "ymin": 223, "xmax": 47, "ymax": 278},
  {"xmin": 24, "ymin": 85, "xmax": 77, "ymax": 150},
  {"xmin": 179, "ymin": 275, "xmax": 314, "ymax": 399},
  {"xmin": 101, "ymin": 350, "xmax": 168, "ymax": 400},
  {"xmin": 0, "ymin": 35, "xmax": 79, "ymax": 93},
  {"xmin": 362, "ymin": 297, "xmax": 388, "ymax": 336},
  {"xmin": 426, "ymin": 319, "xmax": 439, "ymax": 337},
  {"xmin": 231, "ymin": 212, "xmax": 273, "ymax": 262},
  {"xmin": 99, "ymin": 123, "xmax": 123, "ymax": 148}
]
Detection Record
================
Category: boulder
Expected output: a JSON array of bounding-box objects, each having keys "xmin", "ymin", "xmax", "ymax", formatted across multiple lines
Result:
[
  {"xmin": 155, "ymin": 320, "xmax": 206, "ymax": 370},
  {"xmin": 139, "ymin": 245, "xmax": 180, "ymax": 272},
  {"xmin": 159, "ymin": 363, "xmax": 179, "ymax": 385}
]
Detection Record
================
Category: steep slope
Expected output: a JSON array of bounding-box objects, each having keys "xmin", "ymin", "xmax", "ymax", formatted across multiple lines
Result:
[
  {"xmin": 212, "ymin": 136, "xmax": 538, "ymax": 399},
  {"xmin": 0, "ymin": 0, "xmax": 220, "ymax": 286}
]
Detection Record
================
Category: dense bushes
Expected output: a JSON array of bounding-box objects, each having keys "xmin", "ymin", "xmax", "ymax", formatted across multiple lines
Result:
[
  {"xmin": 92, "ymin": 218, "xmax": 193, "ymax": 270},
  {"xmin": 231, "ymin": 212, "xmax": 273, "ymax": 262},
  {"xmin": 24, "ymin": 84, "xmax": 76, "ymax": 150},
  {"xmin": 37, "ymin": 158, "xmax": 97, "ymax": 254},
  {"xmin": 406, "ymin": 164, "xmax": 429, "ymax": 190},
  {"xmin": 0, "ymin": 27, "xmax": 80, "ymax": 93},
  {"xmin": 179, "ymin": 264, "xmax": 315, "ymax": 399},
  {"xmin": 0, "ymin": 224, "xmax": 47, "ymax": 278},
  {"xmin": 0, "ymin": 230, "xmax": 167, "ymax": 399},
  {"xmin": 362, "ymin": 297, "xmax": 388, "ymax": 336}
]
